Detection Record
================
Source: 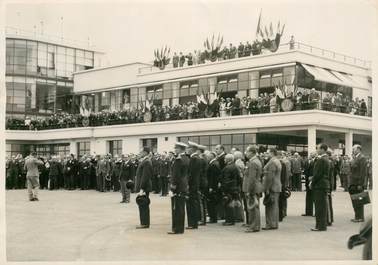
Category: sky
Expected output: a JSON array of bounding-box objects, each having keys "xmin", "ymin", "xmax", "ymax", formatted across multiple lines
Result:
[{"xmin": 5, "ymin": 0, "xmax": 377, "ymax": 67}]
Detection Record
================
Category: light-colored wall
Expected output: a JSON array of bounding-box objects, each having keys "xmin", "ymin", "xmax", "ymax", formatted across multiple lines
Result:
[{"xmin": 73, "ymin": 49, "xmax": 371, "ymax": 94}]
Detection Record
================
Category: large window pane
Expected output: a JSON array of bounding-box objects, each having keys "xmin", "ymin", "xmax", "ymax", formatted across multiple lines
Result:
[
  {"xmin": 210, "ymin": 135, "xmax": 221, "ymax": 145},
  {"xmin": 232, "ymin": 134, "xmax": 244, "ymax": 144}
]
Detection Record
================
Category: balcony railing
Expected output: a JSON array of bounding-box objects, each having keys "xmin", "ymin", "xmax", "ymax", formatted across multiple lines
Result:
[
  {"xmin": 5, "ymin": 101, "xmax": 371, "ymax": 131},
  {"xmin": 138, "ymin": 41, "xmax": 371, "ymax": 74}
]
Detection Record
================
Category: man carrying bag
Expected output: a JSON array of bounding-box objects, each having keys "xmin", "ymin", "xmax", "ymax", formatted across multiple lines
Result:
[{"xmin": 349, "ymin": 145, "xmax": 369, "ymax": 223}]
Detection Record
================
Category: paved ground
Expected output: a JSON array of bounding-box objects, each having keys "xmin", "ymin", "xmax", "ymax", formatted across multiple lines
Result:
[{"xmin": 6, "ymin": 189, "xmax": 371, "ymax": 261}]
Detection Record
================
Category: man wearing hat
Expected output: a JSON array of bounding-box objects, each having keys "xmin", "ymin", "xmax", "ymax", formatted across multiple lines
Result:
[
  {"xmin": 168, "ymin": 142, "xmax": 189, "ymax": 234},
  {"xmin": 119, "ymin": 154, "xmax": 133, "ymax": 203},
  {"xmin": 135, "ymin": 147, "xmax": 153, "ymax": 229},
  {"xmin": 197, "ymin": 144, "xmax": 208, "ymax": 225},
  {"xmin": 186, "ymin": 141, "xmax": 202, "ymax": 229}
]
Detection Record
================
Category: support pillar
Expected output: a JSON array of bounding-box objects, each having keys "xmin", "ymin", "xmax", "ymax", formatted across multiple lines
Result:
[
  {"xmin": 345, "ymin": 131, "xmax": 353, "ymax": 157},
  {"xmin": 307, "ymin": 126, "xmax": 317, "ymax": 156},
  {"xmin": 69, "ymin": 141, "xmax": 77, "ymax": 157}
]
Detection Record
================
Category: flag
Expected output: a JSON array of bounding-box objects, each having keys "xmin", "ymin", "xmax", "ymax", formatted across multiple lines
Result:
[
  {"xmin": 196, "ymin": 95, "xmax": 202, "ymax": 104},
  {"xmin": 281, "ymin": 24, "xmax": 285, "ymax": 35},
  {"xmin": 256, "ymin": 9, "xmax": 262, "ymax": 36},
  {"xmin": 269, "ymin": 22, "xmax": 273, "ymax": 37},
  {"xmin": 145, "ymin": 99, "xmax": 151, "ymax": 110},
  {"xmin": 264, "ymin": 26, "xmax": 269, "ymax": 38}
]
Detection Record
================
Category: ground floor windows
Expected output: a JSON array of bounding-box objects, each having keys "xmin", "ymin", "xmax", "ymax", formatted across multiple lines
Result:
[
  {"xmin": 142, "ymin": 138, "xmax": 157, "ymax": 153},
  {"xmin": 77, "ymin": 141, "xmax": 90, "ymax": 158},
  {"xmin": 108, "ymin": 140, "xmax": 122, "ymax": 157}
]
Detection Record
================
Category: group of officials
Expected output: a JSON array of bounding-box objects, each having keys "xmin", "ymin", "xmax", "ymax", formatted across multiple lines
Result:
[
  {"xmin": 133, "ymin": 141, "xmax": 369, "ymax": 234},
  {"xmin": 19, "ymin": 141, "xmax": 369, "ymax": 234}
]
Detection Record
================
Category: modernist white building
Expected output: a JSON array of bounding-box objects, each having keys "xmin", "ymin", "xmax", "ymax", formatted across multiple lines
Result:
[{"xmin": 6, "ymin": 42, "xmax": 372, "ymax": 158}]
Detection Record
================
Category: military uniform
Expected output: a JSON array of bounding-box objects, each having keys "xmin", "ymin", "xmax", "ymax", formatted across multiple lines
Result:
[
  {"xmin": 311, "ymin": 154, "xmax": 330, "ymax": 231},
  {"xmin": 198, "ymin": 153, "xmax": 208, "ymax": 225},
  {"xmin": 186, "ymin": 151, "xmax": 201, "ymax": 229},
  {"xmin": 111, "ymin": 159, "xmax": 122, "ymax": 192},
  {"xmin": 159, "ymin": 158, "xmax": 170, "ymax": 196},
  {"xmin": 303, "ymin": 158, "xmax": 315, "ymax": 216},
  {"xmin": 79, "ymin": 159, "xmax": 91, "ymax": 190},
  {"xmin": 169, "ymin": 146, "xmax": 189, "ymax": 234},
  {"xmin": 206, "ymin": 158, "xmax": 221, "ymax": 223},
  {"xmin": 135, "ymin": 155, "xmax": 153, "ymax": 227},
  {"xmin": 349, "ymin": 152, "xmax": 367, "ymax": 221}
]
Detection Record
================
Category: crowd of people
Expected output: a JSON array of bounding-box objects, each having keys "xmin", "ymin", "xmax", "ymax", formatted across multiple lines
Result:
[
  {"xmin": 6, "ymin": 90, "xmax": 369, "ymax": 131},
  {"xmin": 169, "ymin": 41, "xmax": 257, "ymax": 68},
  {"xmin": 8, "ymin": 141, "xmax": 372, "ymax": 233},
  {"xmin": 166, "ymin": 36, "xmax": 296, "ymax": 69}
]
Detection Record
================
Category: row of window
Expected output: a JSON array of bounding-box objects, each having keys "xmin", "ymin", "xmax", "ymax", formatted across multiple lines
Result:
[
  {"xmin": 6, "ymin": 76, "xmax": 74, "ymax": 116},
  {"xmin": 6, "ymin": 39, "xmax": 94, "ymax": 78}
]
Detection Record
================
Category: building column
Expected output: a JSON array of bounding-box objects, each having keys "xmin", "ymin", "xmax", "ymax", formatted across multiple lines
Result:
[
  {"xmin": 157, "ymin": 135, "xmax": 177, "ymax": 153},
  {"xmin": 345, "ymin": 131, "xmax": 353, "ymax": 157},
  {"xmin": 69, "ymin": 141, "xmax": 77, "ymax": 157},
  {"xmin": 307, "ymin": 126, "xmax": 317, "ymax": 155}
]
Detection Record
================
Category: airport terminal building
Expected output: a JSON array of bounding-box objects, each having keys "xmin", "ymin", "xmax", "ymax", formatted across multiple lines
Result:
[{"xmin": 5, "ymin": 36, "xmax": 372, "ymax": 158}]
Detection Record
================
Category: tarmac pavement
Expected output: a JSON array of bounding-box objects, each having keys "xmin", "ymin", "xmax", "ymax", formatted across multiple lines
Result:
[{"xmin": 5, "ymin": 189, "xmax": 371, "ymax": 261}]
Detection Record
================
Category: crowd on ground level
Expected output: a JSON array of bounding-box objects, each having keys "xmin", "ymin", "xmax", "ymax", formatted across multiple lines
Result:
[
  {"xmin": 6, "ymin": 89, "xmax": 369, "ymax": 131},
  {"xmin": 9, "ymin": 141, "xmax": 372, "ymax": 233}
]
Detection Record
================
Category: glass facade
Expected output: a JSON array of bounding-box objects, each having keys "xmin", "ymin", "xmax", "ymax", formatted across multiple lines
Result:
[
  {"xmin": 6, "ymin": 143, "xmax": 70, "ymax": 158},
  {"xmin": 178, "ymin": 133, "xmax": 257, "ymax": 153},
  {"xmin": 6, "ymin": 38, "xmax": 95, "ymax": 118},
  {"xmin": 178, "ymin": 132, "xmax": 309, "ymax": 155}
]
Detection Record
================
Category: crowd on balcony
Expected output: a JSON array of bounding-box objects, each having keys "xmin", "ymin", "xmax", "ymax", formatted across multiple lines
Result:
[
  {"xmin": 5, "ymin": 89, "xmax": 369, "ymax": 131},
  {"xmin": 169, "ymin": 41, "xmax": 264, "ymax": 69}
]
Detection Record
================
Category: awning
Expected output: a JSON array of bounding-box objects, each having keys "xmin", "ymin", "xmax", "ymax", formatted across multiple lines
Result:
[
  {"xmin": 302, "ymin": 64, "xmax": 344, "ymax": 86},
  {"xmin": 301, "ymin": 64, "xmax": 369, "ymax": 89}
]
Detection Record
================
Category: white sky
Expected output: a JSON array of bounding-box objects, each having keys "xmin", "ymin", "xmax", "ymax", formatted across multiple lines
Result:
[{"xmin": 5, "ymin": 0, "xmax": 377, "ymax": 66}]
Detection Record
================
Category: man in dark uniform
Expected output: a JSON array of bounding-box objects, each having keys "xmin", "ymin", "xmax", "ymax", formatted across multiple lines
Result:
[
  {"xmin": 278, "ymin": 151, "xmax": 289, "ymax": 222},
  {"xmin": 66, "ymin": 154, "xmax": 78, "ymax": 190},
  {"xmin": 206, "ymin": 151, "xmax": 221, "ymax": 223},
  {"xmin": 111, "ymin": 155, "xmax": 122, "ymax": 192},
  {"xmin": 215, "ymin": 144, "xmax": 226, "ymax": 220},
  {"xmin": 349, "ymin": 144, "xmax": 368, "ymax": 222},
  {"xmin": 302, "ymin": 152, "xmax": 316, "ymax": 216},
  {"xmin": 221, "ymin": 153, "xmax": 240, "ymax": 225},
  {"xmin": 186, "ymin": 141, "xmax": 202, "ymax": 229},
  {"xmin": 310, "ymin": 143, "xmax": 330, "ymax": 231},
  {"xmin": 152, "ymin": 154, "xmax": 161, "ymax": 194},
  {"xmin": 197, "ymin": 144, "xmax": 208, "ymax": 225},
  {"xmin": 326, "ymin": 150, "xmax": 334, "ymax": 226},
  {"xmin": 159, "ymin": 152, "xmax": 170, "ymax": 196},
  {"xmin": 135, "ymin": 147, "xmax": 153, "ymax": 229},
  {"xmin": 168, "ymin": 142, "xmax": 189, "ymax": 234},
  {"xmin": 119, "ymin": 155, "xmax": 133, "ymax": 203}
]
